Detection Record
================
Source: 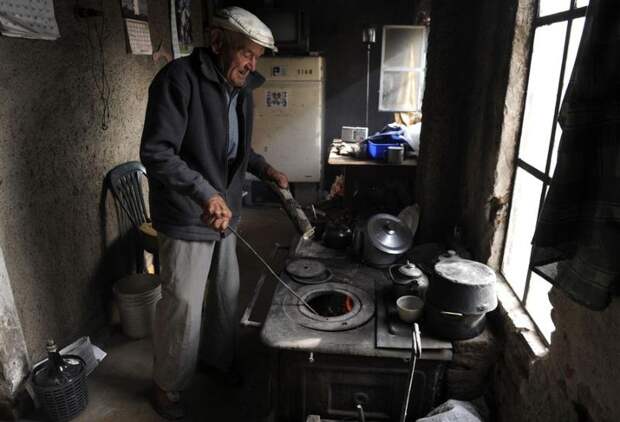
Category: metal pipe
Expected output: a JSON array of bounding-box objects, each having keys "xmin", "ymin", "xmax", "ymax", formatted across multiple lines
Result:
[
  {"xmin": 365, "ymin": 44, "xmax": 371, "ymax": 128},
  {"xmin": 362, "ymin": 25, "xmax": 375, "ymax": 129},
  {"xmin": 227, "ymin": 226, "xmax": 320, "ymax": 316}
]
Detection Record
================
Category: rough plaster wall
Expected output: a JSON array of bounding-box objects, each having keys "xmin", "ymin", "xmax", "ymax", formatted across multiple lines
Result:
[
  {"xmin": 544, "ymin": 291, "xmax": 620, "ymax": 422},
  {"xmin": 0, "ymin": 0, "xmax": 202, "ymax": 364},
  {"xmin": 494, "ymin": 290, "xmax": 620, "ymax": 422},
  {"xmin": 0, "ymin": 243, "xmax": 29, "ymax": 415},
  {"xmin": 486, "ymin": 0, "xmax": 536, "ymax": 269}
]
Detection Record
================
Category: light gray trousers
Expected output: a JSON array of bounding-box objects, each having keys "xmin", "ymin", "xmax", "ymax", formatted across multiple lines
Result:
[{"xmin": 153, "ymin": 232, "xmax": 239, "ymax": 392}]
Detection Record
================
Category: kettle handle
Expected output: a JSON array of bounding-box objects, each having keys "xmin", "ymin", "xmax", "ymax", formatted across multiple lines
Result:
[{"xmin": 352, "ymin": 227, "xmax": 364, "ymax": 256}]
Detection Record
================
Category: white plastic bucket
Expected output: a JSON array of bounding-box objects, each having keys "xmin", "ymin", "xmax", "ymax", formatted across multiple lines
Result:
[{"xmin": 113, "ymin": 274, "xmax": 162, "ymax": 339}]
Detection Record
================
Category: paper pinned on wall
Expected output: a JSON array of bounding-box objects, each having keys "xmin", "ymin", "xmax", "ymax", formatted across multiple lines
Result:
[
  {"xmin": 125, "ymin": 18, "xmax": 152, "ymax": 55},
  {"xmin": 266, "ymin": 90, "xmax": 289, "ymax": 108},
  {"xmin": 120, "ymin": 0, "xmax": 152, "ymax": 55},
  {"xmin": 0, "ymin": 0, "xmax": 60, "ymax": 40}
]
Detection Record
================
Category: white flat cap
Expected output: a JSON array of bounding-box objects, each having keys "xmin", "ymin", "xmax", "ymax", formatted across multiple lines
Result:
[{"xmin": 212, "ymin": 6, "xmax": 278, "ymax": 52}]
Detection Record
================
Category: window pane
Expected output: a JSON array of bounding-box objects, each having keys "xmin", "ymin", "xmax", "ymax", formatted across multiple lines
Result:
[
  {"xmin": 519, "ymin": 22, "xmax": 567, "ymax": 172},
  {"xmin": 525, "ymin": 273, "xmax": 555, "ymax": 343},
  {"xmin": 379, "ymin": 70, "xmax": 424, "ymax": 111},
  {"xmin": 560, "ymin": 17, "xmax": 586, "ymax": 104},
  {"xmin": 550, "ymin": 123, "xmax": 562, "ymax": 177},
  {"xmin": 539, "ymin": 0, "xmax": 571, "ymax": 16},
  {"xmin": 550, "ymin": 18, "xmax": 586, "ymax": 178},
  {"xmin": 382, "ymin": 26, "xmax": 427, "ymax": 69},
  {"xmin": 576, "ymin": 0, "xmax": 590, "ymax": 7},
  {"xmin": 502, "ymin": 168, "xmax": 544, "ymax": 299}
]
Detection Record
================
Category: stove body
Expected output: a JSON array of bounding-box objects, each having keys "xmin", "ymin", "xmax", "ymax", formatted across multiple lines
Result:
[
  {"xmin": 274, "ymin": 351, "xmax": 442, "ymax": 422},
  {"xmin": 260, "ymin": 240, "xmax": 452, "ymax": 421}
]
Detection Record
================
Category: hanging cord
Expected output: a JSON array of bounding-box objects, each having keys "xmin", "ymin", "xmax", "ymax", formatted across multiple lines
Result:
[{"xmin": 77, "ymin": 0, "xmax": 111, "ymax": 130}]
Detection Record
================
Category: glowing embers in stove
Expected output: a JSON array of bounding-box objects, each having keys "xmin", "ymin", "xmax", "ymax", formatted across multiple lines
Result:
[
  {"xmin": 306, "ymin": 290, "xmax": 355, "ymax": 317},
  {"xmin": 282, "ymin": 282, "xmax": 375, "ymax": 332}
]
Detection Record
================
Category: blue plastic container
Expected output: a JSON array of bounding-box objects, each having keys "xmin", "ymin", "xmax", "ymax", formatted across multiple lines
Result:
[{"xmin": 367, "ymin": 139, "xmax": 402, "ymax": 160}]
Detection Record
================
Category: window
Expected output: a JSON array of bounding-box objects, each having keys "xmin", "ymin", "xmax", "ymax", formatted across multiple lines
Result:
[
  {"xmin": 379, "ymin": 25, "xmax": 428, "ymax": 112},
  {"xmin": 501, "ymin": 0, "xmax": 588, "ymax": 343}
]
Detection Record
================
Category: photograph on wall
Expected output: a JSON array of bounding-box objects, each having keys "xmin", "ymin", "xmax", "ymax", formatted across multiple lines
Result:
[
  {"xmin": 170, "ymin": 0, "xmax": 193, "ymax": 58},
  {"xmin": 120, "ymin": 0, "xmax": 152, "ymax": 55},
  {"xmin": 120, "ymin": 0, "xmax": 148, "ymax": 20}
]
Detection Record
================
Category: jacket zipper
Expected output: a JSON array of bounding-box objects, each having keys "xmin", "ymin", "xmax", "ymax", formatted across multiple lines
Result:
[
  {"xmin": 227, "ymin": 89, "xmax": 245, "ymax": 187},
  {"xmin": 222, "ymin": 86, "xmax": 230, "ymax": 181}
]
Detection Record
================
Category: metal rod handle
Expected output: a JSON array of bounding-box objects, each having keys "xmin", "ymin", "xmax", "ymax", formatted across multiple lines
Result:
[
  {"xmin": 227, "ymin": 226, "xmax": 320, "ymax": 316},
  {"xmin": 357, "ymin": 403, "xmax": 366, "ymax": 422}
]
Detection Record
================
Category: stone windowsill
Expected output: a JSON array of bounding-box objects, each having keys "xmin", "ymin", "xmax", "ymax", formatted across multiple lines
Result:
[{"xmin": 493, "ymin": 273, "xmax": 549, "ymax": 359}]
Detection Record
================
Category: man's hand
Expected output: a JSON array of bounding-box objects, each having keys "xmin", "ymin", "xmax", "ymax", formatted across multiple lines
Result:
[
  {"xmin": 202, "ymin": 195, "xmax": 232, "ymax": 232},
  {"xmin": 266, "ymin": 166, "xmax": 289, "ymax": 189}
]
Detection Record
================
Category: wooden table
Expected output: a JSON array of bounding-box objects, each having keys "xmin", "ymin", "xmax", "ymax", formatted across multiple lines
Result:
[
  {"xmin": 327, "ymin": 148, "xmax": 418, "ymax": 166},
  {"xmin": 327, "ymin": 145, "xmax": 418, "ymax": 208}
]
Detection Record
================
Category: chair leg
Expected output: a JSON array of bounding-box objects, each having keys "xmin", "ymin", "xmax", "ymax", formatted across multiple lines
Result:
[
  {"xmin": 135, "ymin": 244, "xmax": 146, "ymax": 273},
  {"xmin": 154, "ymin": 251, "xmax": 160, "ymax": 274}
]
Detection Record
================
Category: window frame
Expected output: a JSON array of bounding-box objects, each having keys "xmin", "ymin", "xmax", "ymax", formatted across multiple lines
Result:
[
  {"xmin": 378, "ymin": 25, "xmax": 428, "ymax": 112},
  {"xmin": 501, "ymin": 0, "xmax": 588, "ymax": 345}
]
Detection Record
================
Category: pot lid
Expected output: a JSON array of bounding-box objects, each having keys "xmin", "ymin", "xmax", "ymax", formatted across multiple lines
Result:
[
  {"xmin": 434, "ymin": 259, "xmax": 496, "ymax": 286},
  {"xmin": 399, "ymin": 261, "xmax": 422, "ymax": 277},
  {"xmin": 366, "ymin": 214, "xmax": 413, "ymax": 254},
  {"xmin": 286, "ymin": 259, "xmax": 326, "ymax": 279}
]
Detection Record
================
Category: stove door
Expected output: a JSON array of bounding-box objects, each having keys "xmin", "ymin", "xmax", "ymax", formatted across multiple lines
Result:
[{"xmin": 276, "ymin": 351, "xmax": 445, "ymax": 421}]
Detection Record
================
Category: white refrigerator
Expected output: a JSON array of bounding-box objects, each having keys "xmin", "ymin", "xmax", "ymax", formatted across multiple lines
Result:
[{"xmin": 251, "ymin": 56, "xmax": 325, "ymax": 183}]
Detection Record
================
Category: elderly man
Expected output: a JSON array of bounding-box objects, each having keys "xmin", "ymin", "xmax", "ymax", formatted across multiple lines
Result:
[{"xmin": 140, "ymin": 6, "xmax": 287, "ymax": 419}]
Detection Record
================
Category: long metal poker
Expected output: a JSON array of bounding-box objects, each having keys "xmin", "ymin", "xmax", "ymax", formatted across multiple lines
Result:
[
  {"xmin": 227, "ymin": 226, "xmax": 320, "ymax": 316},
  {"xmin": 400, "ymin": 323, "xmax": 422, "ymax": 422}
]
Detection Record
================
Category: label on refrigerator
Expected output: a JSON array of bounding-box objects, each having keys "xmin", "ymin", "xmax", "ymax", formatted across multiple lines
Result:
[{"xmin": 265, "ymin": 90, "xmax": 289, "ymax": 108}]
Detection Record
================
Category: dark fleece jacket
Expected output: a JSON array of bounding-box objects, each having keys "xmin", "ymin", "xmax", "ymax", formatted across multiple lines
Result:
[{"xmin": 140, "ymin": 47, "xmax": 269, "ymax": 241}]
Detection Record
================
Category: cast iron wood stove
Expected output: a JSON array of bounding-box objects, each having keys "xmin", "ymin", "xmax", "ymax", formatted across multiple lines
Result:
[{"xmin": 260, "ymin": 238, "xmax": 453, "ymax": 421}]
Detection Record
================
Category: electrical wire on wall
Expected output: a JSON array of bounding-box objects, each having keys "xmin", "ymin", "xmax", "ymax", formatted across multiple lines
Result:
[{"xmin": 76, "ymin": 0, "xmax": 112, "ymax": 131}]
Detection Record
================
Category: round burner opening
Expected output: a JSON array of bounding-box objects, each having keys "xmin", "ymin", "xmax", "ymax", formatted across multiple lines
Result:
[
  {"xmin": 284, "ymin": 282, "xmax": 373, "ymax": 331},
  {"xmin": 307, "ymin": 291, "xmax": 355, "ymax": 317}
]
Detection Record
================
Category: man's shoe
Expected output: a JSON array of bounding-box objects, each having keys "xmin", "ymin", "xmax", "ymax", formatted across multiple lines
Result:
[
  {"xmin": 197, "ymin": 362, "xmax": 244, "ymax": 387},
  {"xmin": 151, "ymin": 383, "xmax": 186, "ymax": 420}
]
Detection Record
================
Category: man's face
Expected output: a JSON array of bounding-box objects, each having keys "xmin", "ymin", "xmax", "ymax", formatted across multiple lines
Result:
[{"xmin": 222, "ymin": 39, "xmax": 265, "ymax": 88}]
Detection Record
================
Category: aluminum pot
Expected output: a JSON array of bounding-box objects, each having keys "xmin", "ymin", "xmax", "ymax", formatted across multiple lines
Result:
[
  {"xmin": 426, "ymin": 259, "xmax": 497, "ymax": 314},
  {"xmin": 423, "ymin": 303, "xmax": 487, "ymax": 340},
  {"xmin": 353, "ymin": 214, "xmax": 413, "ymax": 268}
]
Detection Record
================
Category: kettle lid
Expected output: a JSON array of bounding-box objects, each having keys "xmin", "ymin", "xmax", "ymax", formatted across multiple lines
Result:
[{"xmin": 399, "ymin": 261, "xmax": 422, "ymax": 277}]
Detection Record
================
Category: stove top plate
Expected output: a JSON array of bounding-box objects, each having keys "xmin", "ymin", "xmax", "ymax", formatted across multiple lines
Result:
[
  {"xmin": 282, "ymin": 282, "xmax": 374, "ymax": 332},
  {"xmin": 286, "ymin": 259, "xmax": 327, "ymax": 279}
]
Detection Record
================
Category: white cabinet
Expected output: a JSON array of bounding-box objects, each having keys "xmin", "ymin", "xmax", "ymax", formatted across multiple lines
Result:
[{"xmin": 252, "ymin": 56, "xmax": 325, "ymax": 183}]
